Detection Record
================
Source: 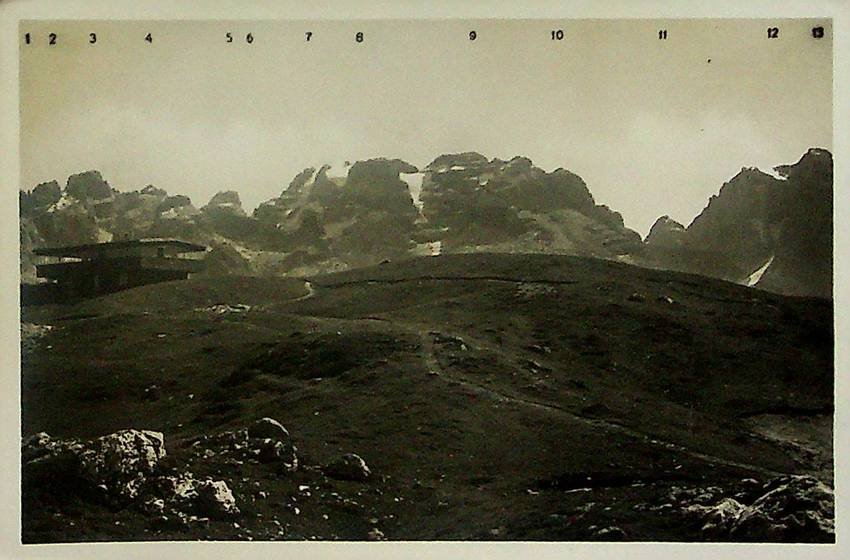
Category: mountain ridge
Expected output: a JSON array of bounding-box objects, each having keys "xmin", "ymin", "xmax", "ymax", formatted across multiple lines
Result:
[{"xmin": 19, "ymin": 148, "xmax": 833, "ymax": 298}]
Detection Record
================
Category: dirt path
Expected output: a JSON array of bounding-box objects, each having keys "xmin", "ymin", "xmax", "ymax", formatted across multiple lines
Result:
[{"xmin": 251, "ymin": 284, "xmax": 789, "ymax": 478}]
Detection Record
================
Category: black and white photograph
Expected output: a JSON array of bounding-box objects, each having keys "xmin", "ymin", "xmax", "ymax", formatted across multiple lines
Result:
[{"xmin": 3, "ymin": 1, "xmax": 846, "ymax": 555}]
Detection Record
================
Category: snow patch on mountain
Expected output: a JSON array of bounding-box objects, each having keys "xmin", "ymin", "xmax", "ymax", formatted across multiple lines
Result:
[
  {"xmin": 400, "ymin": 172, "xmax": 425, "ymax": 212},
  {"xmin": 746, "ymin": 256, "xmax": 775, "ymax": 287}
]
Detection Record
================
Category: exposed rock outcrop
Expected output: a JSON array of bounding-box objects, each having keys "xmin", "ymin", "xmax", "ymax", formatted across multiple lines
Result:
[{"xmin": 679, "ymin": 475, "xmax": 834, "ymax": 542}]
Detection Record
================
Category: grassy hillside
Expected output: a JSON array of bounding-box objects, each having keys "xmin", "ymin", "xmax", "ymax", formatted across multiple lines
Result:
[{"xmin": 21, "ymin": 253, "xmax": 833, "ymax": 541}]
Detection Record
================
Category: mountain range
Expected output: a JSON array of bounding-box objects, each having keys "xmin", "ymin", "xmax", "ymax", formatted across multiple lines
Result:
[{"xmin": 19, "ymin": 148, "xmax": 833, "ymax": 298}]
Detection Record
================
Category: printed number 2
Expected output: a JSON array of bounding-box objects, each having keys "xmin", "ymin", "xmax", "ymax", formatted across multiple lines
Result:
[
  {"xmin": 49, "ymin": 33, "xmax": 56, "ymax": 45},
  {"xmin": 767, "ymin": 27, "xmax": 779, "ymax": 38}
]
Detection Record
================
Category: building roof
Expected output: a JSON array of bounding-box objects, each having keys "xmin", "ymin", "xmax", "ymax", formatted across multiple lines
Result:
[{"xmin": 33, "ymin": 238, "xmax": 208, "ymax": 258}]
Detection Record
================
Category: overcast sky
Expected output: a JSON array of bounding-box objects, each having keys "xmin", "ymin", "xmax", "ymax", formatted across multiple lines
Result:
[{"xmin": 20, "ymin": 18, "xmax": 831, "ymax": 236}]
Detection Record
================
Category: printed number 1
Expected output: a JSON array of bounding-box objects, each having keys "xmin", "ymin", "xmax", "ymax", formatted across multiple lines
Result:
[{"xmin": 24, "ymin": 32, "xmax": 30, "ymax": 44}]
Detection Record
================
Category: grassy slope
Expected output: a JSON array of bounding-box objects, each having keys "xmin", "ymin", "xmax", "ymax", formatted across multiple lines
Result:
[{"xmin": 20, "ymin": 254, "xmax": 833, "ymax": 541}]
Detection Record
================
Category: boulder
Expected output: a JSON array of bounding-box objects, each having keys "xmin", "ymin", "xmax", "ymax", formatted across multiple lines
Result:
[
  {"xmin": 194, "ymin": 479, "xmax": 240, "ymax": 518},
  {"xmin": 247, "ymin": 417, "xmax": 291, "ymax": 442},
  {"xmin": 256, "ymin": 438, "xmax": 298, "ymax": 471},
  {"xmin": 154, "ymin": 472, "xmax": 240, "ymax": 519},
  {"xmin": 684, "ymin": 497, "xmax": 746, "ymax": 537},
  {"xmin": 367, "ymin": 527, "xmax": 386, "ymax": 541},
  {"xmin": 76, "ymin": 430, "xmax": 166, "ymax": 498},
  {"xmin": 324, "ymin": 453, "xmax": 371, "ymax": 482},
  {"xmin": 22, "ymin": 429, "xmax": 166, "ymax": 501}
]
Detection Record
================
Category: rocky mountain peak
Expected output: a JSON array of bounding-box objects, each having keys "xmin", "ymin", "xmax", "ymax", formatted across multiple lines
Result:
[
  {"xmin": 66, "ymin": 171, "xmax": 113, "ymax": 202},
  {"xmin": 20, "ymin": 181, "xmax": 61, "ymax": 214},
  {"xmin": 140, "ymin": 185, "xmax": 167, "ymax": 197},
  {"xmin": 645, "ymin": 215, "xmax": 686, "ymax": 247},
  {"xmin": 347, "ymin": 159, "xmax": 419, "ymax": 186},
  {"xmin": 203, "ymin": 191, "xmax": 246, "ymax": 216}
]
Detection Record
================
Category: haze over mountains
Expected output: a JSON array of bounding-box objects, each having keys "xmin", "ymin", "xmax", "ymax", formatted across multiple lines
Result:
[{"xmin": 20, "ymin": 148, "xmax": 833, "ymax": 298}]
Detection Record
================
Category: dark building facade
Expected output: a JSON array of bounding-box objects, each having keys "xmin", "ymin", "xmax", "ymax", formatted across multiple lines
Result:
[{"xmin": 29, "ymin": 239, "xmax": 207, "ymax": 302}]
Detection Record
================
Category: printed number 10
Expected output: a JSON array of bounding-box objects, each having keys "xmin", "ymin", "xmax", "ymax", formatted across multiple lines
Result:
[{"xmin": 551, "ymin": 29, "xmax": 564, "ymax": 40}]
